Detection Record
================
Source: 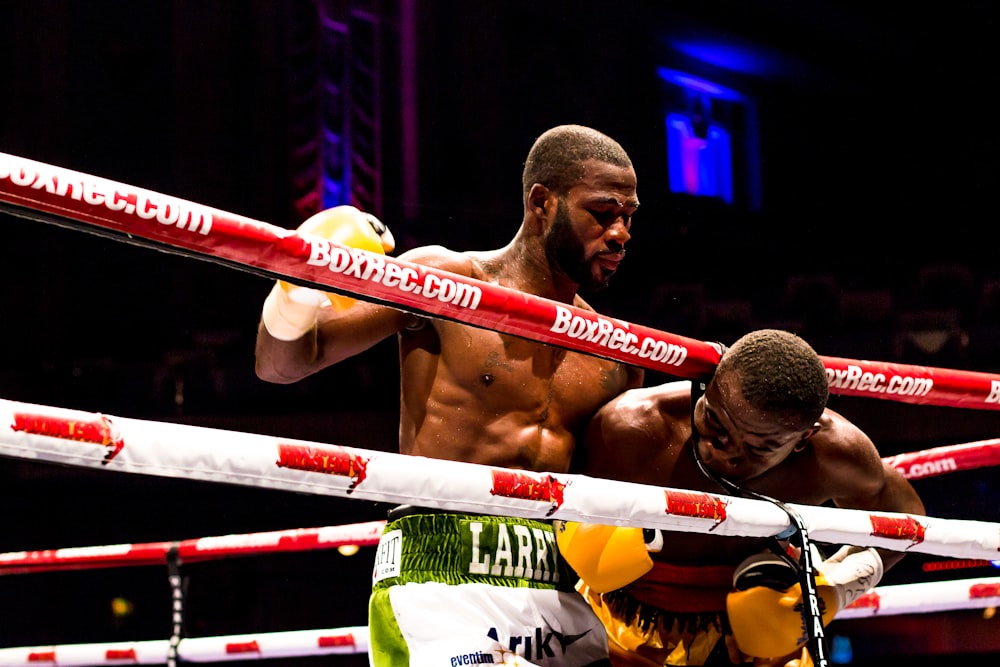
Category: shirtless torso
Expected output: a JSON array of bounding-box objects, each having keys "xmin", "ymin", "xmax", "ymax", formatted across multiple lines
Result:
[
  {"xmin": 581, "ymin": 380, "xmax": 919, "ymax": 568},
  {"xmin": 396, "ymin": 248, "xmax": 640, "ymax": 470},
  {"xmin": 256, "ymin": 150, "xmax": 645, "ymax": 474}
]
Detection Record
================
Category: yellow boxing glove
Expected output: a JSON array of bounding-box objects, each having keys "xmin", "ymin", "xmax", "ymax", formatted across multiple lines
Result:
[
  {"xmin": 554, "ymin": 521, "xmax": 662, "ymax": 593},
  {"xmin": 727, "ymin": 546, "xmax": 883, "ymax": 659},
  {"xmin": 261, "ymin": 206, "xmax": 395, "ymax": 340}
]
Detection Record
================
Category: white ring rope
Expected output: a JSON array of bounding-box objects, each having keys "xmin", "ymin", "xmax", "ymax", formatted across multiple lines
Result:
[
  {"xmin": 1, "ymin": 398, "xmax": 998, "ymax": 560},
  {"xmin": 0, "ymin": 627, "xmax": 369, "ymax": 667},
  {"xmin": 3, "ymin": 435, "xmax": 995, "ymax": 576},
  {"xmin": 836, "ymin": 576, "xmax": 1000, "ymax": 620},
  {"xmin": 0, "ymin": 576, "xmax": 997, "ymax": 666}
]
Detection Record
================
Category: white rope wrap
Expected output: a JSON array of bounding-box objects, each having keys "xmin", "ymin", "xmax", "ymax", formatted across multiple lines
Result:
[{"xmin": 1, "ymin": 398, "xmax": 998, "ymax": 560}]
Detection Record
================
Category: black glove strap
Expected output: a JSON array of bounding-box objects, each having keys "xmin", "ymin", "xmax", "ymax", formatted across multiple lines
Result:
[{"xmin": 690, "ymin": 380, "xmax": 830, "ymax": 667}]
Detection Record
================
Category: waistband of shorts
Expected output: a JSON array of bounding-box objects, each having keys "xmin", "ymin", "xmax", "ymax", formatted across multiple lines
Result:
[
  {"xmin": 386, "ymin": 504, "xmax": 452, "ymax": 521},
  {"xmin": 372, "ymin": 510, "xmax": 576, "ymax": 591},
  {"xmin": 622, "ymin": 561, "xmax": 734, "ymax": 613}
]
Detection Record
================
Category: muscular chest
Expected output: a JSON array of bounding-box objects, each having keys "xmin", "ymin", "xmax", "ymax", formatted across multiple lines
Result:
[{"xmin": 440, "ymin": 326, "xmax": 626, "ymax": 410}]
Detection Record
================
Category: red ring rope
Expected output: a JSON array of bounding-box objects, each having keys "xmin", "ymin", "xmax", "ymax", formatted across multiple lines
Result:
[
  {"xmin": 885, "ymin": 438, "xmax": 1000, "ymax": 480},
  {"xmin": 1, "ymin": 151, "xmax": 999, "ymax": 410},
  {"xmin": 0, "ymin": 521, "xmax": 385, "ymax": 576}
]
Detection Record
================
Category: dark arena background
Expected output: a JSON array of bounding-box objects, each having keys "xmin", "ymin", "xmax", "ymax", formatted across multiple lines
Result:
[{"xmin": 1, "ymin": 2, "xmax": 998, "ymax": 665}]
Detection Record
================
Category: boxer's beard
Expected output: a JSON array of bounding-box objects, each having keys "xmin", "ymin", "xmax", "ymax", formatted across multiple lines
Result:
[{"xmin": 546, "ymin": 198, "xmax": 610, "ymax": 291}]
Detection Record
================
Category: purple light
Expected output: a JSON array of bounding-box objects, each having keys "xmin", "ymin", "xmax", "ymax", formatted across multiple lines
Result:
[
  {"xmin": 666, "ymin": 113, "xmax": 733, "ymax": 204},
  {"xmin": 657, "ymin": 67, "xmax": 745, "ymax": 102},
  {"xmin": 668, "ymin": 38, "xmax": 793, "ymax": 79}
]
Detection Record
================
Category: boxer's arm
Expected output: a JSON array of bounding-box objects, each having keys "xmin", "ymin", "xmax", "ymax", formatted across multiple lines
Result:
[
  {"xmin": 256, "ymin": 243, "xmax": 468, "ymax": 383},
  {"xmin": 578, "ymin": 382, "xmax": 689, "ymax": 482},
  {"xmin": 825, "ymin": 414, "xmax": 925, "ymax": 515},
  {"xmin": 842, "ymin": 463, "xmax": 925, "ymax": 573},
  {"xmin": 255, "ymin": 298, "xmax": 413, "ymax": 383},
  {"xmin": 823, "ymin": 413, "xmax": 926, "ymax": 572}
]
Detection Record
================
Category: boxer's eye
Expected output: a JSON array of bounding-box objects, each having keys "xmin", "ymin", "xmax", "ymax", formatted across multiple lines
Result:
[{"xmin": 704, "ymin": 410, "xmax": 723, "ymax": 432}]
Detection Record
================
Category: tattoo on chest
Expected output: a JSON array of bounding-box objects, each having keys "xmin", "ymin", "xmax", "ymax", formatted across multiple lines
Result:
[
  {"xmin": 484, "ymin": 351, "xmax": 514, "ymax": 372},
  {"xmin": 480, "ymin": 351, "xmax": 513, "ymax": 386}
]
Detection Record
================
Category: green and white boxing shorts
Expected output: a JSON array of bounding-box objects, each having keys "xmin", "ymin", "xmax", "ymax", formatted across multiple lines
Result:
[{"xmin": 369, "ymin": 511, "xmax": 611, "ymax": 666}]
